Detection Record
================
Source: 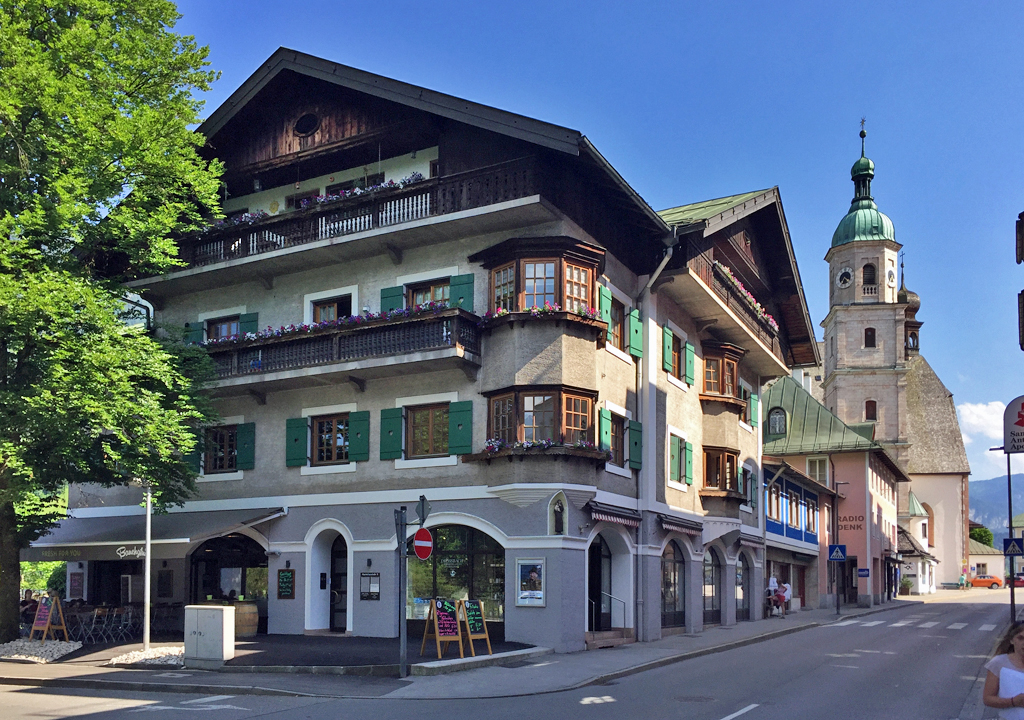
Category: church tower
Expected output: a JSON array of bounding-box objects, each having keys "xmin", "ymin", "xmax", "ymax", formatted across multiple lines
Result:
[
  {"xmin": 822, "ymin": 129, "xmax": 969, "ymax": 587},
  {"xmin": 821, "ymin": 130, "xmax": 911, "ymax": 464}
]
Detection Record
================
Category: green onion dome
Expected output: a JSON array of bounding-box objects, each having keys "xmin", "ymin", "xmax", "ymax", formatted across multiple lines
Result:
[{"xmin": 831, "ymin": 130, "xmax": 896, "ymax": 248}]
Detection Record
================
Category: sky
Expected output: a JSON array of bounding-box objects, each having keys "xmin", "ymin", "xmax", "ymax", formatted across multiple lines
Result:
[{"xmin": 173, "ymin": 0, "xmax": 1024, "ymax": 479}]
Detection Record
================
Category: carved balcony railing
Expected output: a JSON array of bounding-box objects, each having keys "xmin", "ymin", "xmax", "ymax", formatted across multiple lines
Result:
[
  {"xmin": 206, "ymin": 309, "xmax": 481, "ymax": 380},
  {"xmin": 181, "ymin": 156, "xmax": 538, "ymax": 268},
  {"xmin": 686, "ymin": 244, "xmax": 784, "ymax": 362}
]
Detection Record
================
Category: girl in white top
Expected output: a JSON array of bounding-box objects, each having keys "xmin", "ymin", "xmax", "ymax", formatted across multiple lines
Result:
[{"xmin": 983, "ymin": 622, "xmax": 1024, "ymax": 717}]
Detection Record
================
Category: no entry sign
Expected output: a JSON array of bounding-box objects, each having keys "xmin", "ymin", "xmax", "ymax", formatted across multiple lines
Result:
[{"xmin": 413, "ymin": 527, "xmax": 433, "ymax": 560}]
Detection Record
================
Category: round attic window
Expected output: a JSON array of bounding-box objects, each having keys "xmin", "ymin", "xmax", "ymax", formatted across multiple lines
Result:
[{"xmin": 293, "ymin": 113, "xmax": 320, "ymax": 137}]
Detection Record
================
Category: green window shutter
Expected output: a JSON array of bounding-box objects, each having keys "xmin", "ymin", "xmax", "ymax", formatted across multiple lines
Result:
[
  {"xmin": 184, "ymin": 322, "xmax": 204, "ymax": 345},
  {"xmin": 239, "ymin": 312, "xmax": 259, "ymax": 335},
  {"xmin": 684, "ymin": 342, "xmax": 695, "ymax": 385},
  {"xmin": 750, "ymin": 393, "xmax": 759, "ymax": 427},
  {"xmin": 448, "ymin": 401, "xmax": 473, "ymax": 454},
  {"xmin": 184, "ymin": 427, "xmax": 203, "ymax": 474},
  {"xmin": 448, "ymin": 274, "xmax": 474, "ymax": 313},
  {"xmin": 235, "ymin": 422, "xmax": 256, "ymax": 471},
  {"xmin": 598, "ymin": 285, "xmax": 612, "ymax": 340},
  {"xmin": 348, "ymin": 411, "xmax": 370, "ymax": 462},
  {"xmin": 628, "ymin": 420, "xmax": 643, "ymax": 469},
  {"xmin": 381, "ymin": 286, "xmax": 405, "ymax": 313},
  {"xmin": 684, "ymin": 441, "xmax": 694, "ymax": 485},
  {"xmin": 598, "ymin": 408, "xmax": 612, "ymax": 451},
  {"xmin": 662, "ymin": 326, "xmax": 674, "ymax": 372},
  {"xmin": 628, "ymin": 309, "xmax": 644, "ymax": 358},
  {"xmin": 669, "ymin": 435, "xmax": 681, "ymax": 482},
  {"xmin": 380, "ymin": 408, "xmax": 404, "ymax": 460},
  {"xmin": 285, "ymin": 418, "xmax": 309, "ymax": 467},
  {"xmin": 738, "ymin": 467, "xmax": 745, "ymax": 496}
]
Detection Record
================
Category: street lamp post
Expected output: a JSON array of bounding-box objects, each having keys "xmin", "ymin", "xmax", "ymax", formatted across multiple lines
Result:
[
  {"xmin": 834, "ymin": 481, "xmax": 850, "ymax": 616},
  {"xmin": 144, "ymin": 483, "xmax": 152, "ymax": 651}
]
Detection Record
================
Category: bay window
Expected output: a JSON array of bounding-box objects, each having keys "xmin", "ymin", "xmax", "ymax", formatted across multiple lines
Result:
[
  {"xmin": 486, "ymin": 388, "xmax": 596, "ymax": 444},
  {"xmin": 704, "ymin": 448, "xmax": 738, "ymax": 491}
]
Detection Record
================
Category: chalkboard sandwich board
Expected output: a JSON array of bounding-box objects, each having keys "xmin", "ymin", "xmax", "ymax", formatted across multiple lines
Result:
[
  {"xmin": 420, "ymin": 598, "xmax": 464, "ymax": 659},
  {"xmin": 277, "ymin": 568, "xmax": 295, "ymax": 600},
  {"xmin": 30, "ymin": 595, "xmax": 68, "ymax": 643},
  {"xmin": 458, "ymin": 599, "xmax": 492, "ymax": 656}
]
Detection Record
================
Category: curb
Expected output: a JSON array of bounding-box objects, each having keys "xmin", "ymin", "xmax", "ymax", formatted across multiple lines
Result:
[
  {"xmin": 0, "ymin": 600, "xmax": 923, "ymax": 700},
  {"xmin": 0, "ymin": 675, "xmax": 332, "ymax": 698},
  {"xmin": 412, "ymin": 647, "xmax": 553, "ymax": 676}
]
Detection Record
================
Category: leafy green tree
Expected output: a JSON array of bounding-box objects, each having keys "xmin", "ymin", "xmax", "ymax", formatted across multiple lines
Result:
[
  {"xmin": 970, "ymin": 526, "xmax": 995, "ymax": 548},
  {"xmin": 0, "ymin": 1, "xmax": 223, "ymax": 641},
  {"xmin": 20, "ymin": 561, "xmax": 63, "ymax": 591}
]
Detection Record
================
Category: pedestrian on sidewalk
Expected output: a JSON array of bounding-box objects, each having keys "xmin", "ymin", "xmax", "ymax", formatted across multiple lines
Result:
[{"xmin": 982, "ymin": 622, "xmax": 1024, "ymax": 717}]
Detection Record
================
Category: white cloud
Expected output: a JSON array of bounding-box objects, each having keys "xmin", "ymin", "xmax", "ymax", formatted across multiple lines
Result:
[{"xmin": 958, "ymin": 401, "xmax": 1006, "ymax": 444}]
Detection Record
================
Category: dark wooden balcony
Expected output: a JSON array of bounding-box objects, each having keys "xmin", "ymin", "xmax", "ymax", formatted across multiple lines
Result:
[
  {"xmin": 205, "ymin": 308, "xmax": 481, "ymax": 395},
  {"xmin": 685, "ymin": 246, "xmax": 784, "ymax": 363},
  {"xmin": 182, "ymin": 157, "xmax": 538, "ymax": 269}
]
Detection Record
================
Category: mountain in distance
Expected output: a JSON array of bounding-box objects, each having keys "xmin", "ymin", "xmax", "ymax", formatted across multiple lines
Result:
[{"xmin": 969, "ymin": 474, "xmax": 1024, "ymax": 543}]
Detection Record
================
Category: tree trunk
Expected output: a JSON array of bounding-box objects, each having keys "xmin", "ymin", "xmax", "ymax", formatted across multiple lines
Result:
[{"xmin": 0, "ymin": 499, "xmax": 21, "ymax": 642}]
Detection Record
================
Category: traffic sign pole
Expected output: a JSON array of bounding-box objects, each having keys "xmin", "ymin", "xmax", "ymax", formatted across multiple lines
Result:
[
  {"xmin": 828, "ymin": 545, "xmax": 847, "ymax": 616},
  {"xmin": 395, "ymin": 506, "xmax": 408, "ymax": 678}
]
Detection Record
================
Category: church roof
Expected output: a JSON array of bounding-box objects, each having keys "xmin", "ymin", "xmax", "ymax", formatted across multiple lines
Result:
[
  {"xmin": 903, "ymin": 355, "xmax": 971, "ymax": 475},
  {"xmin": 905, "ymin": 490, "xmax": 929, "ymax": 517},
  {"xmin": 968, "ymin": 538, "xmax": 1003, "ymax": 556}
]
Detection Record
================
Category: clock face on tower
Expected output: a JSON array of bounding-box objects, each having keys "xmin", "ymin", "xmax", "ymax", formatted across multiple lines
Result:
[
  {"xmin": 836, "ymin": 267, "xmax": 853, "ymax": 289},
  {"xmin": 887, "ymin": 269, "xmax": 897, "ymax": 287}
]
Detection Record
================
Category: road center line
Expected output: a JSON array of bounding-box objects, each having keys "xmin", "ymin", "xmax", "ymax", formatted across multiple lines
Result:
[
  {"xmin": 179, "ymin": 696, "xmax": 235, "ymax": 705},
  {"xmin": 718, "ymin": 704, "xmax": 759, "ymax": 720}
]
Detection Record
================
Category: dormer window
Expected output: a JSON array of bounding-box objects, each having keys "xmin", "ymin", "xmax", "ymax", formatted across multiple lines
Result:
[
  {"xmin": 768, "ymin": 408, "xmax": 786, "ymax": 435},
  {"xmin": 864, "ymin": 327, "xmax": 876, "ymax": 348}
]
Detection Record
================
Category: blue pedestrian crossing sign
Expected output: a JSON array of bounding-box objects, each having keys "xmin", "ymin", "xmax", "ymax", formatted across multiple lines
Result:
[
  {"xmin": 1004, "ymin": 538, "xmax": 1024, "ymax": 556},
  {"xmin": 828, "ymin": 544, "xmax": 847, "ymax": 562}
]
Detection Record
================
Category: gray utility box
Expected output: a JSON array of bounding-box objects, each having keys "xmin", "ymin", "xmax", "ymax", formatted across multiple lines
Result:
[{"xmin": 184, "ymin": 605, "xmax": 235, "ymax": 669}]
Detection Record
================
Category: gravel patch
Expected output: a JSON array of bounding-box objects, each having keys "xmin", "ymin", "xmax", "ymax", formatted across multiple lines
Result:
[
  {"xmin": 108, "ymin": 646, "xmax": 184, "ymax": 666},
  {"xmin": 0, "ymin": 639, "xmax": 82, "ymax": 663}
]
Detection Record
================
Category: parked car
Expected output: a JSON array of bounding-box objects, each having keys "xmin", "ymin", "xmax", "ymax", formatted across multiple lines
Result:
[{"xmin": 972, "ymin": 574, "xmax": 1004, "ymax": 589}]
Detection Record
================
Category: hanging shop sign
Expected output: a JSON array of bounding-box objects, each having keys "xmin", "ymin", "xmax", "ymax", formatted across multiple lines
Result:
[{"xmin": 1004, "ymin": 395, "xmax": 1024, "ymax": 454}]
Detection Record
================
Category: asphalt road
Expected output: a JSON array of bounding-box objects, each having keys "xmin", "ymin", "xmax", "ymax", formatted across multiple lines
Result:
[{"xmin": 2, "ymin": 594, "xmax": 1013, "ymax": 720}]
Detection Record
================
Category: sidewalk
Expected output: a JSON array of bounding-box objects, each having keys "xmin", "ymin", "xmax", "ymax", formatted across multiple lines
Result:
[{"xmin": 0, "ymin": 599, "xmax": 921, "ymax": 700}]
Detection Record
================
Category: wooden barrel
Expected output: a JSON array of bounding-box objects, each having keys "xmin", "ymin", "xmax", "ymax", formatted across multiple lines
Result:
[{"xmin": 234, "ymin": 602, "xmax": 258, "ymax": 637}]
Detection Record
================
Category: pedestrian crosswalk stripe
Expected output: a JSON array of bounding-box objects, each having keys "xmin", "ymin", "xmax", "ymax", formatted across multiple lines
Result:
[
  {"xmin": 860, "ymin": 621, "xmax": 885, "ymax": 627},
  {"xmin": 947, "ymin": 623, "xmax": 967, "ymax": 630},
  {"xmin": 919, "ymin": 622, "xmax": 939, "ymax": 628},
  {"xmin": 832, "ymin": 620, "xmax": 859, "ymax": 626},
  {"xmin": 981, "ymin": 624, "xmax": 996, "ymax": 631},
  {"xmin": 890, "ymin": 621, "xmax": 912, "ymax": 627}
]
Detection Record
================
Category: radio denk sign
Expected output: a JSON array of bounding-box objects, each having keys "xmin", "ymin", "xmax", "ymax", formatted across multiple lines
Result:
[{"xmin": 1005, "ymin": 395, "xmax": 1024, "ymax": 454}]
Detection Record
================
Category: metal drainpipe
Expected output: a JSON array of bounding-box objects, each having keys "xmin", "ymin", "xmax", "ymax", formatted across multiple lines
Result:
[{"xmin": 632, "ymin": 238, "xmax": 675, "ymax": 642}]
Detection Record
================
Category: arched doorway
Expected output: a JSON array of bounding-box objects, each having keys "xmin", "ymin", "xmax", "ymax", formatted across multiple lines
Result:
[
  {"xmin": 407, "ymin": 525, "xmax": 505, "ymax": 622},
  {"xmin": 661, "ymin": 541, "xmax": 686, "ymax": 628},
  {"xmin": 736, "ymin": 553, "xmax": 751, "ymax": 621},
  {"xmin": 189, "ymin": 534, "xmax": 268, "ymax": 631},
  {"xmin": 588, "ymin": 535, "xmax": 613, "ymax": 631},
  {"xmin": 330, "ymin": 535, "xmax": 348, "ymax": 632},
  {"xmin": 703, "ymin": 548, "xmax": 722, "ymax": 625}
]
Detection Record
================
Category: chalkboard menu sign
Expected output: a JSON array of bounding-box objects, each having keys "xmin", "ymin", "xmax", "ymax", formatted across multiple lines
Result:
[
  {"xmin": 277, "ymin": 568, "xmax": 295, "ymax": 600},
  {"xmin": 32, "ymin": 597, "xmax": 51, "ymax": 629},
  {"xmin": 420, "ymin": 598, "xmax": 465, "ymax": 659},
  {"xmin": 458, "ymin": 599, "xmax": 492, "ymax": 656},
  {"xmin": 68, "ymin": 572, "xmax": 84, "ymax": 599}
]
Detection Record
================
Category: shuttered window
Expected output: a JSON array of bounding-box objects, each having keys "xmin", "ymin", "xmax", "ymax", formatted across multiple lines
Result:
[
  {"xmin": 204, "ymin": 425, "xmax": 237, "ymax": 473},
  {"xmin": 313, "ymin": 414, "xmax": 349, "ymax": 465},
  {"xmin": 408, "ymin": 404, "xmax": 449, "ymax": 458}
]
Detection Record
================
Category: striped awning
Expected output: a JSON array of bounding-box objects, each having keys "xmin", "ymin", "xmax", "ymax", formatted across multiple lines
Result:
[
  {"xmin": 587, "ymin": 501, "xmax": 642, "ymax": 528},
  {"xmin": 658, "ymin": 514, "xmax": 702, "ymax": 537}
]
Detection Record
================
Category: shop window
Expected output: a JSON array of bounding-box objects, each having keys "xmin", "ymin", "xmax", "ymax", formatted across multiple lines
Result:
[
  {"xmin": 407, "ymin": 404, "xmax": 449, "ymax": 458},
  {"xmin": 313, "ymin": 295, "xmax": 352, "ymax": 323},
  {"xmin": 406, "ymin": 526, "xmax": 505, "ymax": 622},
  {"xmin": 661, "ymin": 541, "xmax": 686, "ymax": 628},
  {"xmin": 312, "ymin": 414, "xmax": 349, "ymax": 465},
  {"xmin": 204, "ymin": 425, "xmax": 237, "ymax": 474},
  {"xmin": 704, "ymin": 449, "xmax": 738, "ymax": 491},
  {"xmin": 206, "ymin": 316, "xmax": 240, "ymax": 342}
]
